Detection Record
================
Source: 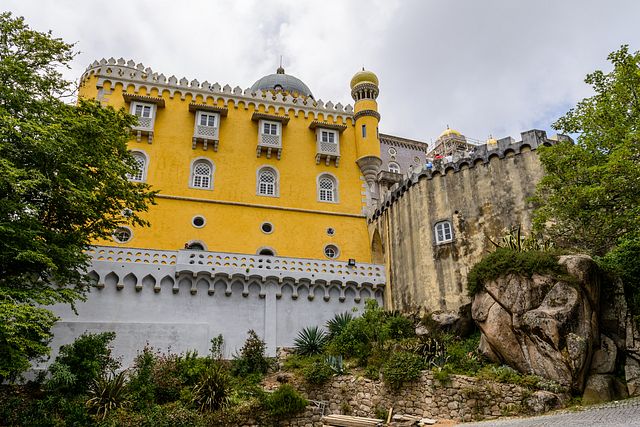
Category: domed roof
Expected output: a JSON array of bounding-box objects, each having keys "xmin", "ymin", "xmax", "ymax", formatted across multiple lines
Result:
[
  {"xmin": 350, "ymin": 69, "xmax": 379, "ymax": 89},
  {"xmin": 250, "ymin": 66, "xmax": 313, "ymax": 99},
  {"xmin": 439, "ymin": 127, "xmax": 462, "ymax": 138},
  {"xmin": 486, "ymin": 135, "xmax": 498, "ymax": 145}
]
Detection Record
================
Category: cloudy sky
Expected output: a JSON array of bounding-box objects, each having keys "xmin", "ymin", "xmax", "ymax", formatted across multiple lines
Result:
[{"xmin": 5, "ymin": 0, "xmax": 640, "ymax": 145}]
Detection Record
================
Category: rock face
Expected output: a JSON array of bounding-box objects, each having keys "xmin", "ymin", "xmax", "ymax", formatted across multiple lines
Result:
[{"xmin": 472, "ymin": 255, "xmax": 601, "ymax": 391}]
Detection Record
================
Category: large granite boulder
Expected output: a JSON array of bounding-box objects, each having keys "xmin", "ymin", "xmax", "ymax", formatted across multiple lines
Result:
[{"xmin": 472, "ymin": 255, "xmax": 601, "ymax": 391}]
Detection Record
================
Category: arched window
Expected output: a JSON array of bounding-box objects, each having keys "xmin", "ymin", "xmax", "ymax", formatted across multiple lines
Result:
[
  {"xmin": 435, "ymin": 221, "xmax": 453, "ymax": 244},
  {"xmin": 318, "ymin": 174, "xmax": 338, "ymax": 202},
  {"xmin": 257, "ymin": 167, "xmax": 278, "ymax": 196},
  {"xmin": 191, "ymin": 159, "xmax": 213, "ymax": 189},
  {"xmin": 128, "ymin": 152, "xmax": 147, "ymax": 182},
  {"xmin": 388, "ymin": 162, "xmax": 401, "ymax": 174}
]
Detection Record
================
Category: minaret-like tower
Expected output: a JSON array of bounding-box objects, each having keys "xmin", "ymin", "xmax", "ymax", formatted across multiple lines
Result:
[{"xmin": 350, "ymin": 69, "xmax": 382, "ymax": 206}]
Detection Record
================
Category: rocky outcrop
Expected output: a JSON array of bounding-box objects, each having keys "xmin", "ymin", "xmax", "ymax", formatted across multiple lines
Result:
[{"xmin": 472, "ymin": 255, "xmax": 601, "ymax": 391}]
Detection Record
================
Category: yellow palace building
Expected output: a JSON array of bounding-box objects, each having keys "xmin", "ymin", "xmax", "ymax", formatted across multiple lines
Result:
[{"xmin": 49, "ymin": 58, "xmax": 389, "ymax": 362}]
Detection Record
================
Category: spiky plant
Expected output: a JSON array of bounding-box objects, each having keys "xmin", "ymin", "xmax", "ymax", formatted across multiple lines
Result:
[
  {"xmin": 293, "ymin": 326, "xmax": 328, "ymax": 356},
  {"xmin": 325, "ymin": 355, "xmax": 345, "ymax": 375},
  {"xmin": 86, "ymin": 370, "xmax": 130, "ymax": 420},
  {"xmin": 191, "ymin": 363, "xmax": 231, "ymax": 412},
  {"xmin": 325, "ymin": 312, "xmax": 353, "ymax": 339},
  {"xmin": 489, "ymin": 225, "xmax": 555, "ymax": 252}
]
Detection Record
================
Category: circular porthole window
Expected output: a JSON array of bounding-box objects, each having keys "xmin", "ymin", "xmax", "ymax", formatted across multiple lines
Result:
[
  {"xmin": 326, "ymin": 227, "xmax": 335, "ymax": 236},
  {"xmin": 324, "ymin": 244, "xmax": 339, "ymax": 259},
  {"xmin": 261, "ymin": 222, "xmax": 274, "ymax": 234},
  {"xmin": 388, "ymin": 147, "xmax": 397, "ymax": 156},
  {"xmin": 192, "ymin": 215, "xmax": 206, "ymax": 228},
  {"xmin": 112, "ymin": 227, "xmax": 132, "ymax": 243},
  {"xmin": 414, "ymin": 156, "xmax": 421, "ymax": 163}
]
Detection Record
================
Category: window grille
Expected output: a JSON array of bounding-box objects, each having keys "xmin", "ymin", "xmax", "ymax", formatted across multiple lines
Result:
[
  {"xmin": 113, "ymin": 227, "xmax": 132, "ymax": 243},
  {"xmin": 258, "ymin": 168, "xmax": 277, "ymax": 196},
  {"xmin": 324, "ymin": 245, "xmax": 339, "ymax": 259},
  {"xmin": 129, "ymin": 152, "xmax": 146, "ymax": 181},
  {"xmin": 318, "ymin": 175, "xmax": 336, "ymax": 202},
  {"xmin": 192, "ymin": 161, "xmax": 212, "ymax": 189},
  {"xmin": 435, "ymin": 221, "xmax": 453, "ymax": 244}
]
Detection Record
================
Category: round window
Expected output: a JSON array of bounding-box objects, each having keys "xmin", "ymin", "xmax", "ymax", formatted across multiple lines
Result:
[
  {"xmin": 324, "ymin": 244, "xmax": 339, "ymax": 259},
  {"xmin": 414, "ymin": 156, "xmax": 421, "ymax": 163},
  {"xmin": 113, "ymin": 227, "xmax": 132, "ymax": 243},
  {"xmin": 326, "ymin": 227, "xmax": 335, "ymax": 236},
  {"xmin": 388, "ymin": 147, "xmax": 397, "ymax": 156},
  {"xmin": 261, "ymin": 222, "xmax": 273, "ymax": 234},
  {"xmin": 192, "ymin": 215, "xmax": 206, "ymax": 228}
]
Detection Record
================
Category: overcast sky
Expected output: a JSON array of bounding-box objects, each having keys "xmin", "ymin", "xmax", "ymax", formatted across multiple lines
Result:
[{"xmin": 5, "ymin": 0, "xmax": 640, "ymax": 145}]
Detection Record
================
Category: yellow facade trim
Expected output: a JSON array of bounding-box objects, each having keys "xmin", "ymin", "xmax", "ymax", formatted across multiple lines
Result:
[{"xmin": 156, "ymin": 194, "xmax": 366, "ymax": 218}]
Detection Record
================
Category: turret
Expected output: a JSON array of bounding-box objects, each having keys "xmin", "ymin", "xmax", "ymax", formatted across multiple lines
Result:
[{"xmin": 350, "ymin": 69, "xmax": 382, "ymax": 204}]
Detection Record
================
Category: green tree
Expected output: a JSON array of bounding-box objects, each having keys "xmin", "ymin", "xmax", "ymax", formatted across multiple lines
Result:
[
  {"xmin": 0, "ymin": 12, "xmax": 155, "ymax": 381},
  {"xmin": 533, "ymin": 45, "xmax": 640, "ymax": 256}
]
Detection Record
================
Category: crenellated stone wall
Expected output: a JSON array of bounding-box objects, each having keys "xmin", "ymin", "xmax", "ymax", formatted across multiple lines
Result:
[
  {"xmin": 370, "ymin": 130, "xmax": 559, "ymax": 314},
  {"xmin": 46, "ymin": 246, "xmax": 384, "ymax": 367}
]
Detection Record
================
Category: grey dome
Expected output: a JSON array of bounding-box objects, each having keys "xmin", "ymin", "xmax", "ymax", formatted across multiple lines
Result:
[{"xmin": 250, "ymin": 67, "xmax": 314, "ymax": 99}]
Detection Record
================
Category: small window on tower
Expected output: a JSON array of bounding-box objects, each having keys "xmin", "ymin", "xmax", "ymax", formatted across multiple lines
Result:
[{"xmin": 361, "ymin": 124, "xmax": 367, "ymax": 138}]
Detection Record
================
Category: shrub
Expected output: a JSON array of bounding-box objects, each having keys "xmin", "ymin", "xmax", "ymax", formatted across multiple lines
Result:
[
  {"xmin": 232, "ymin": 330, "xmax": 269, "ymax": 377},
  {"xmin": 209, "ymin": 334, "xmax": 224, "ymax": 360},
  {"xmin": 293, "ymin": 326, "xmax": 328, "ymax": 356},
  {"xmin": 127, "ymin": 345, "xmax": 156, "ymax": 410},
  {"xmin": 191, "ymin": 363, "xmax": 231, "ymax": 412},
  {"xmin": 151, "ymin": 353, "xmax": 183, "ymax": 404},
  {"xmin": 381, "ymin": 351, "xmax": 424, "ymax": 390},
  {"xmin": 302, "ymin": 359, "xmax": 334, "ymax": 385},
  {"xmin": 86, "ymin": 370, "xmax": 130, "ymax": 420},
  {"xmin": 47, "ymin": 331, "xmax": 119, "ymax": 396},
  {"xmin": 467, "ymin": 248, "xmax": 565, "ymax": 296},
  {"xmin": 382, "ymin": 315, "xmax": 415, "ymax": 340},
  {"xmin": 600, "ymin": 237, "xmax": 640, "ymax": 320},
  {"xmin": 444, "ymin": 333, "xmax": 484, "ymax": 375},
  {"xmin": 263, "ymin": 384, "xmax": 308, "ymax": 420},
  {"xmin": 176, "ymin": 350, "xmax": 211, "ymax": 386},
  {"xmin": 325, "ymin": 312, "xmax": 353, "ymax": 339}
]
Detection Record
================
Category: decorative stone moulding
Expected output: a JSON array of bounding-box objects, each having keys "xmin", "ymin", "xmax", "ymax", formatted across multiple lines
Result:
[
  {"xmin": 369, "ymin": 130, "xmax": 557, "ymax": 222},
  {"xmin": 82, "ymin": 58, "xmax": 355, "ymax": 124},
  {"xmin": 86, "ymin": 246, "xmax": 385, "ymax": 302}
]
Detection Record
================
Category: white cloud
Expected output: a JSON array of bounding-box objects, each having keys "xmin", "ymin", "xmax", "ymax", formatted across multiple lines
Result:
[{"xmin": 5, "ymin": 0, "xmax": 640, "ymax": 143}]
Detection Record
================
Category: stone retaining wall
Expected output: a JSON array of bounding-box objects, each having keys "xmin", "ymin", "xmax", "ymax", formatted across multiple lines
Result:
[{"xmin": 274, "ymin": 371, "xmax": 566, "ymax": 426}]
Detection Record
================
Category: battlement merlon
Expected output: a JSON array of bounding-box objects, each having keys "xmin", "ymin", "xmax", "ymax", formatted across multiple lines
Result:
[
  {"xmin": 81, "ymin": 58, "xmax": 355, "ymax": 124},
  {"xmin": 369, "ymin": 129, "xmax": 573, "ymax": 222}
]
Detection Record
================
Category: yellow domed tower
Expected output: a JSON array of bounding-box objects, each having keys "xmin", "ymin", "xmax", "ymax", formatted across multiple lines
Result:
[{"xmin": 350, "ymin": 69, "xmax": 382, "ymax": 203}]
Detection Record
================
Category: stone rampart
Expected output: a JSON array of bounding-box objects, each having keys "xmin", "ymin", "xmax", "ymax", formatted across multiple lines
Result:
[
  {"xmin": 46, "ymin": 246, "xmax": 384, "ymax": 366},
  {"xmin": 370, "ymin": 130, "xmax": 558, "ymax": 314}
]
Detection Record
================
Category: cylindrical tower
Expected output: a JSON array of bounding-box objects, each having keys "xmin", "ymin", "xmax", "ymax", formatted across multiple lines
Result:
[{"xmin": 350, "ymin": 69, "xmax": 382, "ymax": 200}]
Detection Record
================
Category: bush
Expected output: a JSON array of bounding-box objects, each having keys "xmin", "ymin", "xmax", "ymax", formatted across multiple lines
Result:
[
  {"xmin": 263, "ymin": 384, "xmax": 308, "ymax": 420},
  {"xmin": 382, "ymin": 315, "xmax": 415, "ymax": 340},
  {"xmin": 232, "ymin": 330, "xmax": 269, "ymax": 377},
  {"xmin": 127, "ymin": 345, "xmax": 156, "ymax": 411},
  {"xmin": 467, "ymin": 248, "xmax": 565, "ymax": 296},
  {"xmin": 381, "ymin": 351, "xmax": 424, "ymax": 390},
  {"xmin": 293, "ymin": 326, "xmax": 328, "ymax": 356},
  {"xmin": 302, "ymin": 359, "xmax": 334, "ymax": 385},
  {"xmin": 191, "ymin": 363, "xmax": 231, "ymax": 412},
  {"xmin": 150, "ymin": 353, "xmax": 183, "ymax": 404},
  {"xmin": 47, "ymin": 331, "xmax": 119, "ymax": 396},
  {"xmin": 445, "ymin": 333, "xmax": 484, "ymax": 375},
  {"xmin": 600, "ymin": 237, "xmax": 640, "ymax": 320}
]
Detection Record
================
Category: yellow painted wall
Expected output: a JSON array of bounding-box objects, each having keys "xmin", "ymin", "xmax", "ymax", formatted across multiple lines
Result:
[{"xmin": 80, "ymin": 75, "xmax": 372, "ymax": 262}]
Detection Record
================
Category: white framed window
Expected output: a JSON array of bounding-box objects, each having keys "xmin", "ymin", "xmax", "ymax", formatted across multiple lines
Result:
[
  {"xmin": 324, "ymin": 244, "xmax": 339, "ymax": 259},
  {"xmin": 130, "ymin": 102, "xmax": 154, "ymax": 119},
  {"xmin": 388, "ymin": 147, "xmax": 397, "ymax": 156},
  {"xmin": 317, "ymin": 173, "xmax": 338, "ymax": 203},
  {"xmin": 192, "ymin": 215, "xmax": 206, "ymax": 228},
  {"xmin": 435, "ymin": 221, "xmax": 453, "ymax": 244},
  {"xmin": 262, "ymin": 121, "xmax": 279, "ymax": 136},
  {"xmin": 190, "ymin": 159, "xmax": 214, "ymax": 190},
  {"xmin": 127, "ymin": 151, "xmax": 148, "ymax": 182},
  {"xmin": 198, "ymin": 112, "xmax": 217, "ymax": 127},
  {"xmin": 320, "ymin": 130, "xmax": 336, "ymax": 144},
  {"xmin": 112, "ymin": 227, "xmax": 132, "ymax": 243},
  {"xmin": 257, "ymin": 166, "xmax": 279, "ymax": 197},
  {"xmin": 261, "ymin": 222, "xmax": 274, "ymax": 234},
  {"xmin": 388, "ymin": 162, "xmax": 401, "ymax": 174}
]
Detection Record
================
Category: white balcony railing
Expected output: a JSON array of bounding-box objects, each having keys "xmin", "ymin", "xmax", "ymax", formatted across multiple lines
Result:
[
  {"xmin": 192, "ymin": 124, "xmax": 220, "ymax": 151},
  {"xmin": 257, "ymin": 133, "xmax": 282, "ymax": 159},
  {"xmin": 315, "ymin": 140, "xmax": 340, "ymax": 166}
]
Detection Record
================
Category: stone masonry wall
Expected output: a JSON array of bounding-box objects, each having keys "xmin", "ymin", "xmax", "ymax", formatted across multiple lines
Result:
[
  {"xmin": 256, "ymin": 371, "xmax": 563, "ymax": 426},
  {"xmin": 370, "ymin": 130, "xmax": 553, "ymax": 314}
]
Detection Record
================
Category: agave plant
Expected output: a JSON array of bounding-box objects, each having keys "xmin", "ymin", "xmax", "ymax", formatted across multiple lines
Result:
[
  {"xmin": 293, "ymin": 326, "xmax": 328, "ymax": 356},
  {"xmin": 325, "ymin": 312, "xmax": 353, "ymax": 339},
  {"xmin": 86, "ymin": 370, "xmax": 130, "ymax": 420},
  {"xmin": 192, "ymin": 363, "xmax": 231, "ymax": 412},
  {"xmin": 325, "ymin": 355, "xmax": 346, "ymax": 375},
  {"xmin": 489, "ymin": 225, "xmax": 554, "ymax": 252}
]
